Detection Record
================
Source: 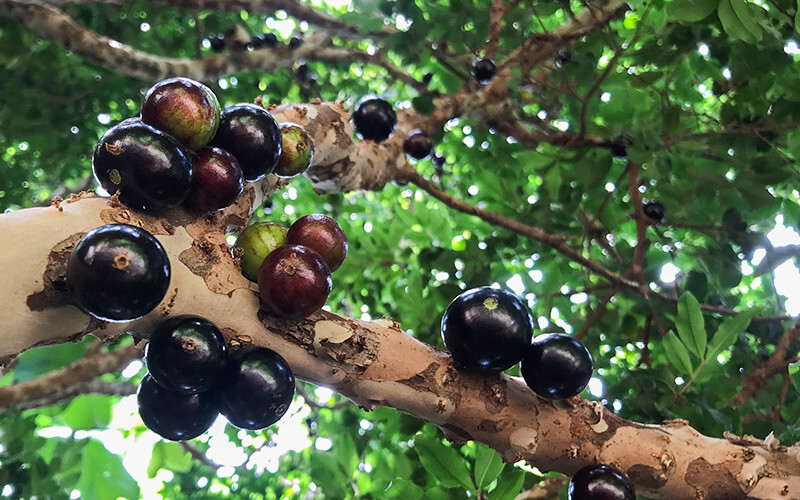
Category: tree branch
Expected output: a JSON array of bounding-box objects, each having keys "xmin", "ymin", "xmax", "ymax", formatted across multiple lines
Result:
[{"xmin": 14, "ymin": 380, "xmax": 137, "ymax": 410}]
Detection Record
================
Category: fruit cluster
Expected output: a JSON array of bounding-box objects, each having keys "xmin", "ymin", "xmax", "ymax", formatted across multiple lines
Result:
[
  {"xmin": 441, "ymin": 286, "xmax": 593, "ymax": 399},
  {"xmin": 138, "ymin": 315, "xmax": 295, "ymax": 441},
  {"xmin": 208, "ymin": 31, "xmax": 302, "ymax": 53},
  {"xmin": 234, "ymin": 214, "xmax": 348, "ymax": 319},
  {"xmin": 92, "ymin": 77, "xmax": 313, "ymax": 213}
]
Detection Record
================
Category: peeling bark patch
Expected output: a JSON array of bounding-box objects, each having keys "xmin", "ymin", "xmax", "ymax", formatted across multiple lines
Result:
[
  {"xmin": 399, "ymin": 362, "xmax": 440, "ymax": 391},
  {"xmin": 627, "ymin": 464, "xmax": 668, "ymax": 489},
  {"xmin": 685, "ymin": 457, "xmax": 746, "ymax": 499},
  {"xmin": 27, "ymin": 232, "xmax": 85, "ymax": 311},
  {"xmin": 319, "ymin": 333, "xmax": 378, "ymax": 372},
  {"xmin": 99, "ymin": 206, "xmax": 177, "ymax": 236},
  {"xmin": 177, "ymin": 235, "xmax": 248, "ymax": 295},
  {"xmin": 480, "ymin": 377, "xmax": 507, "ymax": 414}
]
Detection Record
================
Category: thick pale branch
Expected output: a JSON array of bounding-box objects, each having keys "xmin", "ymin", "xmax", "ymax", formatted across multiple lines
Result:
[
  {"xmin": 2, "ymin": 195, "xmax": 800, "ymax": 499},
  {"xmin": 15, "ymin": 380, "xmax": 137, "ymax": 410}
]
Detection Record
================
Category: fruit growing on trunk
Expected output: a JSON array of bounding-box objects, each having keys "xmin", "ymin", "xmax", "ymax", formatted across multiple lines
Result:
[
  {"xmin": 286, "ymin": 214, "xmax": 348, "ymax": 272},
  {"xmin": 352, "ymin": 96, "xmax": 396, "ymax": 143},
  {"xmin": 92, "ymin": 119, "xmax": 193, "ymax": 211},
  {"xmin": 274, "ymin": 123, "xmax": 314, "ymax": 178},
  {"xmin": 258, "ymin": 244, "xmax": 332, "ymax": 319},
  {"xmin": 67, "ymin": 224, "xmax": 171, "ymax": 322},
  {"xmin": 145, "ymin": 315, "xmax": 228, "ymax": 395},
  {"xmin": 568, "ymin": 464, "xmax": 635, "ymax": 500},
  {"xmin": 403, "ymin": 129, "xmax": 433, "ymax": 160},
  {"xmin": 234, "ymin": 222, "xmax": 288, "ymax": 282},
  {"xmin": 441, "ymin": 287, "xmax": 534, "ymax": 372},
  {"xmin": 520, "ymin": 333, "xmax": 593, "ymax": 399},
  {"xmin": 137, "ymin": 373, "xmax": 219, "ymax": 441},
  {"xmin": 211, "ymin": 103, "xmax": 282, "ymax": 181},
  {"xmin": 141, "ymin": 77, "xmax": 220, "ymax": 151},
  {"xmin": 471, "ymin": 57, "xmax": 497, "ymax": 84},
  {"xmin": 219, "ymin": 347, "xmax": 295, "ymax": 430},
  {"xmin": 643, "ymin": 201, "xmax": 665, "ymax": 223},
  {"xmin": 185, "ymin": 147, "xmax": 244, "ymax": 211}
]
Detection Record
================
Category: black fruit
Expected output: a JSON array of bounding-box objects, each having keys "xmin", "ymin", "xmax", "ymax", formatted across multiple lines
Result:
[
  {"xmin": 92, "ymin": 119, "xmax": 193, "ymax": 211},
  {"xmin": 432, "ymin": 153, "xmax": 446, "ymax": 169},
  {"xmin": 289, "ymin": 35, "xmax": 304, "ymax": 49},
  {"xmin": 422, "ymin": 72, "xmax": 433, "ymax": 85},
  {"xmin": 234, "ymin": 221, "xmax": 288, "ymax": 282},
  {"xmin": 568, "ymin": 464, "xmax": 636, "ymax": 500},
  {"xmin": 145, "ymin": 315, "xmax": 228, "ymax": 395},
  {"xmin": 471, "ymin": 57, "xmax": 496, "ymax": 84},
  {"xmin": 209, "ymin": 34, "xmax": 225, "ymax": 52},
  {"xmin": 441, "ymin": 287, "xmax": 534, "ymax": 372},
  {"xmin": 352, "ymin": 96, "xmax": 396, "ymax": 143},
  {"xmin": 258, "ymin": 33, "xmax": 279, "ymax": 47},
  {"xmin": 141, "ymin": 77, "xmax": 220, "ymax": 151},
  {"xmin": 556, "ymin": 49, "xmax": 573, "ymax": 67},
  {"xmin": 258, "ymin": 244, "xmax": 332, "ymax": 319},
  {"xmin": 185, "ymin": 147, "xmax": 244, "ymax": 211},
  {"xmin": 138, "ymin": 373, "xmax": 219, "ymax": 441},
  {"xmin": 403, "ymin": 129, "xmax": 434, "ymax": 160},
  {"xmin": 286, "ymin": 214, "xmax": 348, "ymax": 272},
  {"xmin": 219, "ymin": 347, "xmax": 295, "ymax": 430},
  {"xmin": 609, "ymin": 138, "xmax": 627, "ymax": 158},
  {"xmin": 296, "ymin": 63, "xmax": 314, "ymax": 82},
  {"xmin": 67, "ymin": 224, "xmax": 170, "ymax": 322},
  {"xmin": 643, "ymin": 201, "xmax": 665, "ymax": 223},
  {"xmin": 211, "ymin": 103, "xmax": 282, "ymax": 181},
  {"xmin": 521, "ymin": 333, "xmax": 593, "ymax": 399}
]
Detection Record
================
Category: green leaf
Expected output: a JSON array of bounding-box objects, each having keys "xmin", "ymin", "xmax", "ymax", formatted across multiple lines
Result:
[
  {"xmin": 487, "ymin": 467, "xmax": 524, "ymax": 500},
  {"xmin": 412, "ymin": 95, "xmax": 435, "ymax": 115},
  {"xmin": 676, "ymin": 292, "xmax": 706, "ymax": 358},
  {"xmin": 663, "ymin": 331, "xmax": 694, "ymax": 376},
  {"xmin": 718, "ymin": 0, "xmax": 760, "ymax": 42},
  {"xmin": 77, "ymin": 440, "xmax": 140, "ymax": 500},
  {"xmin": 796, "ymin": 0, "xmax": 800, "ymax": 34},
  {"xmin": 474, "ymin": 443, "xmax": 504, "ymax": 490},
  {"xmin": 161, "ymin": 441, "xmax": 192, "ymax": 472},
  {"xmin": 13, "ymin": 339, "xmax": 91, "ymax": 383},
  {"xmin": 729, "ymin": 0, "xmax": 764, "ymax": 41},
  {"xmin": 413, "ymin": 434, "xmax": 475, "ymax": 490},
  {"xmin": 789, "ymin": 362, "xmax": 800, "ymax": 394},
  {"xmin": 147, "ymin": 441, "xmax": 164, "ymax": 479},
  {"xmin": 383, "ymin": 478, "xmax": 424, "ymax": 499},
  {"xmin": 707, "ymin": 311, "xmax": 755, "ymax": 359},
  {"xmin": 60, "ymin": 395, "xmax": 112, "ymax": 430},
  {"xmin": 667, "ymin": 0, "xmax": 719, "ymax": 22}
]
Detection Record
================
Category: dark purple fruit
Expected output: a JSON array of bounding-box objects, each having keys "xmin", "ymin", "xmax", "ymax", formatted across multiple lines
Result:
[
  {"xmin": 403, "ymin": 129, "xmax": 433, "ymax": 160},
  {"xmin": 274, "ymin": 123, "xmax": 314, "ymax": 179},
  {"xmin": 141, "ymin": 77, "xmax": 220, "ymax": 151},
  {"xmin": 219, "ymin": 347, "xmax": 295, "ymax": 430},
  {"xmin": 286, "ymin": 214, "xmax": 348, "ymax": 272},
  {"xmin": 432, "ymin": 153, "xmax": 446, "ymax": 169},
  {"xmin": 352, "ymin": 96, "xmax": 396, "ymax": 143},
  {"xmin": 422, "ymin": 72, "xmax": 433, "ymax": 85},
  {"xmin": 555, "ymin": 49, "xmax": 573, "ymax": 67},
  {"xmin": 185, "ymin": 147, "xmax": 244, "ymax": 211},
  {"xmin": 145, "ymin": 315, "xmax": 228, "ymax": 395},
  {"xmin": 234, "ymin": 221, "xmax": 288, "ymax": 282},
  {"xmin": 471, "ymin": 57, "xmax": 496, "ymax": 84},
  {"xmin": 211, "ymin": 103, "xmax": 282, "ymax": 181},
  {"xmin": 67, "ymin": 224, "xmax": 170, "ymax": 322},
  {"xmin": 137, "ymin": 373, "xmax": 219, "ymax": 441},
  {"xmin": 289, "ymin": 35, "xmax": 304, "ymax": 49},
  {"xmin": 209, "ymin": 34, "xmax": 225, "ymax": 52},
  {"xmin": 258, "ymin": 244, "xmax": 332, "ymax": 319},
  {"xmin": 258, "ymin": 33, "xmax": 278, "ymax": 47},
  {"xmin": 441, "ymin": 287, "xmax": 534, "ymax": 372},
  {"xmin": 521, "ymin": 333, "xmax": 593, "ymax": 399},
  {"xmin": 569, "ymin": 464, "xmax": 635, "ymax": 500},
  {"xmin": 93, "ymin": 120, "xmax": 193, "ymax": 211},
  {"xmin": 609, "ymin": 138, "xmax": 627, "ymax": 158},
  {"xmin": 296, "ymin": 63, "xmax": 314, "ymax": 82},
  {"xmin": 643, "ymin": 201, "xmax": 665, "ymax": 223}
]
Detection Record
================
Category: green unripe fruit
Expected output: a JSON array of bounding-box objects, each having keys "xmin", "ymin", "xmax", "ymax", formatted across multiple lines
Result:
[
  {"xmin": 234, "ymin": 222, "xmax": 288, "ymax": 282},
  {"xmin": 274, "ymin": 123, "xmax": 314, "ymax": 178}
]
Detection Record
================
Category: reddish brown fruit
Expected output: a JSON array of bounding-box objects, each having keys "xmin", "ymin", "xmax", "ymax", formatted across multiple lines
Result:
[
  {"xmin": 185, "ymin": 147, "xmax": 244, "ymax": 211},
  {"xmin": 286, "ymin": 214, "xmax": 348, "ymax": 272},
  {"xmin": 258, "ymin": 245, "xmax": 332, "ymax": 319},
  {"xmin": 403, "ymin": 129, "xmax": 433, "ymax": 160},
  {"xmin": 141, "ymin": 77, "xmax": 220, "ymax": 151}
]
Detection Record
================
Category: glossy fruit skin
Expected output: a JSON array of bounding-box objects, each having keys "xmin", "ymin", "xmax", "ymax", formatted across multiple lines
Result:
[
  {"xmin": 211, "ymin": 104, "xmax": 282, "ymax": 181},
  {"xmin": 422, "ymin": 72, "xmax": 433, "ymax": 85},
  {"xmin": 471, "ymin": 57, "xmax": 497, "ymax": 84},
  {"xmin": 138, "ymin": 373, "xmax": 219, "ymax": 441},
  {"xmin": 256, "ymin": 33, "xmax": 278, "ymax": 47},
  {"xmin": 145, "ymin": 315, "xmax": 228, "ymax": 395},
  {"xmin": 568, "ymin": 464, "xmax": 636, "ymax": 500},
  {"xmin": 403, "ymin": 129, "xmax": 433, "ymax": 160},
  {"xmin": 209, "ymin": 34, "xmax": 225, "ymax": 52},
  {"xmin": 67, "ymin": 224, "xmax": 171, "ymax": 322},
  {"xmin": 92, "ymin": 119, "xmax": 193, "ymax": 211},
  {"xmin": 286, "ymin": 214, "xmax": 348, "ymax": 272},
  {"xmin": 352, "ymin": 96, "xmax": 396, "ymax": 143},
  {"xmin": 643, "ymin": 201, "xmax": 665, "ymax": 223},
  {"xmin": 258, "ymin": 244, "xmax": 332, "ymax": 319},
  {"xmin": 441, "ymin": 287, "xmax": 534, "ymax": 372},
  {"xmin": 186, "ymin": 147, "xmax": 244, "ymax": 211},
  {"xmin": 141, "ymin": 77, "xmax": 220, "ymax": 151},
  {"xmin": 274, "ymin": 123, "xmax": 314, "ymax": 178},
  {"xmin": 289, "ymin": 35, "xmax": 304, "ymax": 49},
  {"xmin": 521, "ymin": 333, "xmax": 593, "ymax": 399},
  {"xmin": 219, "ymin": 347, "xmax": 295, "ymax": 430},
  {"xmin": 234, "ymin": 221, "xmax": 288, "ymax": 282}
]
